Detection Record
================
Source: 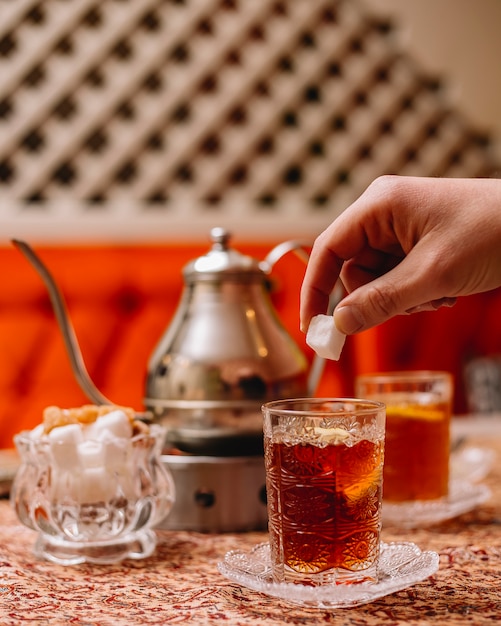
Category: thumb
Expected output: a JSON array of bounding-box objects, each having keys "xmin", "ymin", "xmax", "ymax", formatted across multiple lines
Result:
[{"xmin": 333, "ymin": 252, "xmax": 453, "ymax": 334}]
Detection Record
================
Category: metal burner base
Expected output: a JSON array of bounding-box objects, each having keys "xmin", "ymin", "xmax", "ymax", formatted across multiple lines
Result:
[{"xmin": 156, "ymin": 454, "xmax": 268, "ymax": 533}]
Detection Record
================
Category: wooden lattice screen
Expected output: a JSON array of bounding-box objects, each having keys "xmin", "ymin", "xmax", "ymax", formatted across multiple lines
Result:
[{"xmin": 0, "ymin": 0, "xmax": 499, "ymax": 241}]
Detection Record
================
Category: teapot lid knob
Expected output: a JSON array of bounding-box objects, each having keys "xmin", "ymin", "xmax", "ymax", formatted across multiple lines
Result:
[
  {"xmin": 209, "ymin": 227, "xmax": 231, "ymax": 250},
  {"xmin": 183, "ymin": 227, "xmax": 263, "ymax": 282}
]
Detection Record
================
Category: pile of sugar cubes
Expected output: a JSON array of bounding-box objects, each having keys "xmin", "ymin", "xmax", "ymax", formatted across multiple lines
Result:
[{"xmin": 29, "ymin": 404, "xmax": 149, "ymax": 503}]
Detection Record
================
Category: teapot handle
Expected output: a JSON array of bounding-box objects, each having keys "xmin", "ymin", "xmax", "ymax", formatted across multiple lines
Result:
[
  {"xmin": 260, "ymin": 239, "xmax": 311, "ymax": 273},
  {"xmin": 261, "ymin": 240, "xmax": 345, "ymax": 396}
]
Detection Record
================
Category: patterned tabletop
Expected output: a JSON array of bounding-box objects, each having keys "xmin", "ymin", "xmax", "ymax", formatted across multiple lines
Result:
[{"xmin": 1, "ymin": 429, "xmax": 501, "ymax": 625}]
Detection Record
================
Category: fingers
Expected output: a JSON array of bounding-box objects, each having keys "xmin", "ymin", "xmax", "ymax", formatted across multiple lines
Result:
[
  {"xmin": 340, "ymin": 249, "xmax": 404, "ymax": 294},
  {"xmin": 334, "ymin": 295, "xmax": 458, "ymax": 335},
  {"xmin": 405, "ymin": 297, "xmax": 457, "ymax": 314},
  {"xmin": 299, "ymin": 241, "xmax": 344, "ymax": 332},
  {"xmin": 301, "ymin": 176, "xmax": 501, "ymax": 336},
  {"xmin": 299, "ymin": 212, "xmax": 370, "ymax": 332},
  {"xmin": 332, "ymin": 246, "xmax": 449, "ymax": 333},
  {"xmin": 300, "ymin": 176, "xmax": 405, "ymax": 331}
]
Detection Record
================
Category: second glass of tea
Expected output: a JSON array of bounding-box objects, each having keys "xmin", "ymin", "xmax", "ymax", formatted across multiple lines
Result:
[
  {"xmin": 356, "ymin": 371, "xmax": 453, "ymax": 503},
  {"xmin": 262, "ymin": 398, "xmax": 385, "ymax": 586}
]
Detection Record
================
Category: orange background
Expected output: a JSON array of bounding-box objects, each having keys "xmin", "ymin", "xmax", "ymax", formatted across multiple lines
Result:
[{"xmin": 1, "ymin": 242, "xmax": 500, "ymax": 448}]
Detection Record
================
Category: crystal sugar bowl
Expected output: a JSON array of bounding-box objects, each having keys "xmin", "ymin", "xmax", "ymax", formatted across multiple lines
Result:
[{"xmin": 11, "ymin": 410, "xmax": 175, "ymax": 565}]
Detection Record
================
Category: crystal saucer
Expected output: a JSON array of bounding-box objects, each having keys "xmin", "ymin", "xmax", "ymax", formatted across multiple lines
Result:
[
  {"xmin": 218, "ymin": 541, "xmax": 439, "ymax": 608},
  {"xmin": 450, "ymin": 446, "xmax": 496, "ymax": 483},
  {"xmin": 382, "ymin": 446, "xmax": 493, "ymax": 528},
  {"xmin": 382, "ymin": 480, "xmax": 491, "ymax": 528}
]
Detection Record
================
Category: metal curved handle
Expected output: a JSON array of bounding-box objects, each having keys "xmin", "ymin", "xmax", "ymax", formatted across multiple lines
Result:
[
  {"xmin": 260, "ymin": 239, "xmax": 311, "ymax": 273},
  {"xmin": 12, "ymin": 239, "xmax": 119, "ymax": 409},
  {"xmin": 261, "ymin": 239, "xmax": 345, "ymax": 396}
]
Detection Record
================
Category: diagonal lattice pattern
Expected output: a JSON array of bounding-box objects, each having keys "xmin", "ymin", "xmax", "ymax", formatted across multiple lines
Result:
[{"xmin": 0, "ymin": 0, "xmax": 499, "ymax": 232}]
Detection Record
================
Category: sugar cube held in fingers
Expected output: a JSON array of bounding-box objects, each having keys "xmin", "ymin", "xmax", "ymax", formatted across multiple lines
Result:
[{"xmin": 306, "ymin": 314, "xmax": 346, "ymax": 360}]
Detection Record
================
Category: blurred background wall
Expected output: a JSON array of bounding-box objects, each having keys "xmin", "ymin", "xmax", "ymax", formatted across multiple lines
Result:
[
  {"xmin": 0, "ymin": 0, "xmax": 499, "ymax": 245},
  {"xmin": 366, "ymin": 0, "xmax": 501, "ymax": 143}
]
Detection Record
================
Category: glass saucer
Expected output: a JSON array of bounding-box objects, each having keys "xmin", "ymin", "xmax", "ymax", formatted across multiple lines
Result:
[
  {"xmin": 450, "ymin": 446, "xmax": 496, "ymax": 483},
  {"xmin": 382, "ymin": 480, "xmax": 491, "ymax": 527},
  {"xmin": 218, "ymin": 541, "xmax": 439, "ymax": 609},
  {"xmin": 382, "ymin": 446, "xmax": 493, "ymax": 528}
]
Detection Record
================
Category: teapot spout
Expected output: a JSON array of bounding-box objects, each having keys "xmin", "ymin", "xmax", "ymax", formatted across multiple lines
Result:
[{"xmin": 12, "ymin": 239, "xmax": 151, "ymax": 419}]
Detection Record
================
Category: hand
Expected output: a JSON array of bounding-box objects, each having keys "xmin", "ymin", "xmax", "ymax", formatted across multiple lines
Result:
[{"xmin": 300, "ymin": 175, "xmax": 501, "ymax": 334}]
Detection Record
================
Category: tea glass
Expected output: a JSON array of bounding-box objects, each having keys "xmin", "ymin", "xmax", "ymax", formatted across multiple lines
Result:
[
  {"xmin": 262, "ymin": 398, "xmax": 385, "ymax": 586},
  {"xmin": 11, "ymin": 423, "xmax": 175, "ymax": 565},
  {"xmin": 356, "ymin": 371, "xmax": 453, "ymax": 503}
]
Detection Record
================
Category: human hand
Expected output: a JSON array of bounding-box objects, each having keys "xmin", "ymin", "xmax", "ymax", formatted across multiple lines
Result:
[{"xmin": 300, "ymin": 175, "xmax": 501, "ymax": 334}]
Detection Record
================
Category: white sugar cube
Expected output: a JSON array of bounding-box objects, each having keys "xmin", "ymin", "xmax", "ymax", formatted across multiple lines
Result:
[
  {"xmin": 306, "ymin": 314, "xmax": 346, "ymax": 361},
  {"xmin": 48, "ymin": 423, "xmax": 83, "ymax": 444},
  {"xmin": 78, "ymin": 440, "xmax": 105, "ymax": 468},
  {"xmin": 79, "ymin": 467, "xmax": 115, "ymax": 503},
  {"xmin": 104, "ymin": 438, "xmax": 131, "ymax": 471},
  {"xmin": 51, "ymin": 469, "xmax": 79, "ymax": 501},
  {"xmin": 52, "ymin": 465, "xmax": 114, "ymax": 503},
  {"xmin": 48, "ymin": 424, "xmax": 84, "ymax": 470},
  {"xmin": 85, "ymin": 410, "xmax": 133, "ymax": 441},
  {"xmin": 31, "ymin": 424, "xmax": 45, "ymax": 440}
]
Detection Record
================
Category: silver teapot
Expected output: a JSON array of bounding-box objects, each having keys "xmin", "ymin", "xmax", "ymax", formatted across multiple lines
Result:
[{"xmin": 144, "ymin": 227, "xmax": 310, "ymax": 455}]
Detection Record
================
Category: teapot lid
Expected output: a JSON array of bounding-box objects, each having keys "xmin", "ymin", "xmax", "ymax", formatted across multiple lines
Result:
[{"xmin": 183, "ymin": 227, "xmax": 265, "ymax": 282}]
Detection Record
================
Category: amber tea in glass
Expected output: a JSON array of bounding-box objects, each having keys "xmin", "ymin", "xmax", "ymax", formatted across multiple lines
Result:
[
  {"xmin": 356, "ymin": 371, "xmax": 453, "ymax": 503},
  {"xmin": 262, "ymin": 398, "xmax": 385, "ymax": 585}
]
